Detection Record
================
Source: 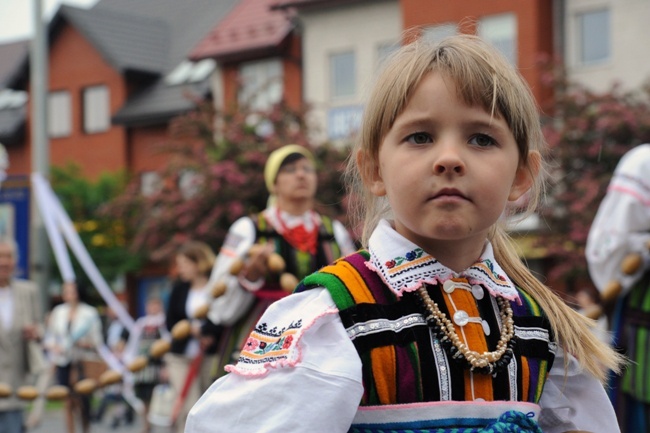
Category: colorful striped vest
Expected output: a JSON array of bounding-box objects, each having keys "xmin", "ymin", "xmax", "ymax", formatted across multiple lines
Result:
[
  {"xmin": 297, "ymin": 251, "xmax": 556, "ymax": 405},
  {"xmin": 255, "ymin": 213, "xmax": 343, "ymax": 281}
]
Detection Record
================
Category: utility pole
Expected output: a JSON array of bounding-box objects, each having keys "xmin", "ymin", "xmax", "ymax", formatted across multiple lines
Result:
[{"xmin": 30, "ymin": 0, "xmax": 50, "ymax": 309}]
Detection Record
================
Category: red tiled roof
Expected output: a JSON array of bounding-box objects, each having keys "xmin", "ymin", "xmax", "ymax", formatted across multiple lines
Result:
[{"xmin": 189, "ymin": 0, "xmax": 295, "ymax": 61}]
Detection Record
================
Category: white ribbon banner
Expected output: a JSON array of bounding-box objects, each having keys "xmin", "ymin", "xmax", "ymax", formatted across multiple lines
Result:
[{"xmin": 31, "ymin": 173, "xmax": 135, "ymax": 332}]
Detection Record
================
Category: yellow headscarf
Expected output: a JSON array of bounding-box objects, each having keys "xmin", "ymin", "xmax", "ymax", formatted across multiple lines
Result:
[{"xmin": 264, "ymin": 144, "xmax": 315, "ymax": 194}]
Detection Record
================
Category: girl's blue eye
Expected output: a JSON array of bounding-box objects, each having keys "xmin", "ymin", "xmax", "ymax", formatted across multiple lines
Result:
[
  {"xmin": 469, "ymin": 134, "xmax": 496, "ymax": 147},
  {"xmin": 406, "ymin": 132, "xmax": 432, "ymax": 144}
]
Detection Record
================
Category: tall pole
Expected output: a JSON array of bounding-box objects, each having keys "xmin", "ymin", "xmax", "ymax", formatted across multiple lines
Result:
[{"xmin": 30, "ymin": 0, "xmax": 50, "ymax": 309}]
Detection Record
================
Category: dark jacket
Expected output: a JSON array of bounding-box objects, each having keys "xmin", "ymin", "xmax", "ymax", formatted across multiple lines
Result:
[{"xmin": 165, "ymin": 280, "xmax": 221, "ymax": 355}]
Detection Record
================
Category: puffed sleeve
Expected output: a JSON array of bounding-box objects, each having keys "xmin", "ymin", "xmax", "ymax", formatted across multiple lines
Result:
[
  {"xmin": 186, "ymin": 288, "xmax": 363, "ymax": 433},
  {"xmin": 333, "ymin": 219, "xmax": 358, "ymax": 256},
  {"xmin": 206, "ymin": 216, "xmax": 256, "ymax": 326},
  {"xmin": 538, "ymin": 349, "xmax": 619, "ymax": 433},
  {"xmin": 586, "ymin": 144, "xmax": 650, "ymax": 294}
]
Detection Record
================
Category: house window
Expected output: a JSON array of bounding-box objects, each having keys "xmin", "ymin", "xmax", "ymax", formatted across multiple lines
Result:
[
  {"xmin": 83, "ymin": 85, "xmax": 110, "ymax": 134},
  {"xmin": 48, "ymin": 91, "xmax": 71, "ymax": 138},
  {"xmin": 330, "ymin": 51, "xmax": 355, "ymax": 99},
  {"xmin": 478, "ymin": 13, "xmax": 518, "ymax": 65},
  {"xmin": 577, "ymin": 9, "xmax": 610, "ymax": 65},
  {"xmin": 421, "ymin": 23, "xmax": 457, "ymax": 44},
  {"xmin": 238, "ymin": 58, "xmax": 283, "ymax": 111}
]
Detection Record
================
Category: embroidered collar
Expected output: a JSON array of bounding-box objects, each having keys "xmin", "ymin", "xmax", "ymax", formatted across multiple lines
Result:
[
  {"xmin": 366, "ymin": 219, "xmax": 521, "ymax": 304},
  {"xmin": 264, "ymin": 206, "xmax": 319, "ymax": 231}
]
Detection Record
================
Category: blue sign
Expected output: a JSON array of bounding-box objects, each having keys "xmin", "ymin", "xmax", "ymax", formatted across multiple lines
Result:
[
  {"xmin": 0, "ymin": 175, "xmax": 30, "ymax": 278},
  {"xmin": 327, "ymin": 105, "xmax": 363, "ymax": 140}
]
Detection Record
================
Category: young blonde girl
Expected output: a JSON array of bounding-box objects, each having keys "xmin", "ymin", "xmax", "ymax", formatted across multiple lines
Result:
[{"xmin": 185, "ymin": 35, "xmax": 622, "ymax": 433}]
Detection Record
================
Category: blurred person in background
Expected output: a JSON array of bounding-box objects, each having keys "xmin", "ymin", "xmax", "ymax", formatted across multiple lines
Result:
[
  {"xmin": 124, "ymin": 296, "xmax": 168, "ymax": 433},
  {"xmin": 165, "ymin": 241, "xmax": 221, "ymax": 433},
  {"xmin": 586, "ymin": 143, "xmax": 650, "ymax": 432},
  {"xmin": 92, "ymin": 304, "xmax": 133, "ymax": 429},
  {"xmin": 0, "ymin": 236, "xmax": 44, "ymax": 433},
  {"xmin": 206, "ymin": 144, "xmax": 356, "ymax": 376},
  {"xmin": 44, "ymin": 281, "xmax": 103, "ymax": 433}
]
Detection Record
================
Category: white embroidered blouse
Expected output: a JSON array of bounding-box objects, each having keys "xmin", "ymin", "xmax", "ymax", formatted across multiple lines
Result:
[
  {"xmin": 187, "ymin": 220, "xmax": 618, "ymax": 433},
  {"xmin": 586, "ymin": 143, "xmax": 650, "ymax": 295}
]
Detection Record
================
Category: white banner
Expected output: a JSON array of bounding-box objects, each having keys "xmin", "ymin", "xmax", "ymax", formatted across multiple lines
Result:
[{"xmin": 31, "ymin": 173, "xmax": 135, "ymax": 332}]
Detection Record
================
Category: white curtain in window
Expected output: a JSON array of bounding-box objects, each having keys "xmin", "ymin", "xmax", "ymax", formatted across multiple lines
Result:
[
  {"xmin": 83, "ymin": 85, "xmax": 110, "ymax": 134},
  {"xmin": 478, "ymin": 14, "xmax": 518, "ymax": 66},
  {"xmin": 239, "ymin": 59, "xmax": 283, "ymax": 111},
  {"xmin": 48, "ymin": 91, "xmax": 72, "ymax": 138}
]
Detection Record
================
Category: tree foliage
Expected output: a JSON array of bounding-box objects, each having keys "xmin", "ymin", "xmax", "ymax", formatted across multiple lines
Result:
[
  {"xmin": 104, "ymin": 102, "xmax": 352, "ymax": 262},
  {"xmin": 538, "ymin": 60, "xmax": 650, "ymax": 290},
  {"xmin": 50, "ymin": 164, "xmax": 143, "ymax": 289}
]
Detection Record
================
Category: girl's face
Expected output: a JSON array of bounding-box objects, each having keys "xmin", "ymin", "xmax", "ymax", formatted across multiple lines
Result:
[
  {"xmin": 176, "ymin": 254, "xmax": 200, "ymax": 282},
  {"xmin": 365, "ymin": 72, "xmax": 536, "ymax": 266}
]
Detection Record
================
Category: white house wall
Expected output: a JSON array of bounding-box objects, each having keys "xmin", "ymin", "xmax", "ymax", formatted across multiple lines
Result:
[
  {"xmin": 300, "ymin": 0, "xmax": 401, "ymax": 144},
  {"xmin": 565, "ymin": 0, "xmax": 650, "ymax": 93}
]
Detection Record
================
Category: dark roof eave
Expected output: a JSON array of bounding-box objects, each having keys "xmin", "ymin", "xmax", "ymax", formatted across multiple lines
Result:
[
  {"xmin": 112, "ymin": 108, "xmax": 193, "ymax": 127},
  {"xmin": 272, "ymin": 0, "xmax": 372, "ymax": 11},
  {"xmin": 193, "ymin": 44, "xmax": 287, "ymax": 63}
]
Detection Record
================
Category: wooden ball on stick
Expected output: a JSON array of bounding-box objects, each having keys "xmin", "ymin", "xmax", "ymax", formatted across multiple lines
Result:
[
  {"xmin": 229, "ymin": 258, "xmax": 244, "ymax": 276},
  {"xmin": 127, "ymin": 355, "xmax": 149, "ymax": 373},
  {"xmin": 211, "ymin": 281, "xmax": 227, "ymax": 298},
  {"xmin": 149, "ymin": 339, "xmax": 171, "ymax": 359},
  {"xmin": 280, "ymin": 272, "xmax": 299, "ymax": 293},
  {"xmin": 16, "ymin": 386, "xmax": 39, "ymax": 401},
  {"xmin": 601, "ymin": 280, "xmax": 623, "ymax": 305},
  {"xmin": 267, "ymin": 253, "xmax": 286, "ymax": 274},
  {"xmin": 621, "ymin": 253, "xmax": 643, "ymax": 275},
  {"xmin": 171, "ymin": 319, "xmax": 192, "ymax": 340},
  {"xmin": 74, "ymin": 378, "xmax": 97, "ymax": 395},
  {"xmin": 582, "ymin": 304, "xmax": 603, "ymax": 321},
  {"xmin": 193, "ymin": 303, "xmax": 210, "ymax": 319},
  {"xmin": 45, "ymin": 385, "xmax": 69, "ymax": 401},
  {"xmin": 99, "ymin": 370, "xmax": 122, "ymax": 387}
]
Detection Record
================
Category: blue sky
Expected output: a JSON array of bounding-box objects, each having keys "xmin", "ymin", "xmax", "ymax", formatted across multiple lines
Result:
[{"xmin": 0, "ymin": 0, "xmax": 98, "ymax": 43}]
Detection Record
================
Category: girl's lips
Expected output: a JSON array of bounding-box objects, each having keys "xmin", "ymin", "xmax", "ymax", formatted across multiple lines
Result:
[{"xmin": 431, "ymin": 188, "xmax": 467, "ymax": 200}]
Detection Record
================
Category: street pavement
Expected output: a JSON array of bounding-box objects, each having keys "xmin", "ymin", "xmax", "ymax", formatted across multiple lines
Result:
[{"xmin": 29, "ymin": 405, "xmax": 176, "ymax": 433}]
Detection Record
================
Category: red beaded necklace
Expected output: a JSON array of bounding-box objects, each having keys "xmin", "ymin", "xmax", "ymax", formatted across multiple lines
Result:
[{"xmin": 275, "ymin": 208, "xmax": 319, "ymax": 254}]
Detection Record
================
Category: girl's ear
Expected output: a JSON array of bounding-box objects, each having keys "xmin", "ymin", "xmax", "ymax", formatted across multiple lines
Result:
[
  {"xmin": 356, "ymin": 149, "xmax": 386, "ymax": 197},
  {"xmin": 508, "ymin": 150, "xmax": 540, "ymax": 201}
]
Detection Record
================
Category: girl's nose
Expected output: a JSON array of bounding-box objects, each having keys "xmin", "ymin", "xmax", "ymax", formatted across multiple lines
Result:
[{"xmin": 433, "ymin": 143, "xmax": 466, "ymax": 175}]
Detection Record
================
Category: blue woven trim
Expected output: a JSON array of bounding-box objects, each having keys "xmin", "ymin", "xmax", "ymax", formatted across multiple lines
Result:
[{"xmin": 348, "ymin": 410, "xmax": 542, "ymax": 433}]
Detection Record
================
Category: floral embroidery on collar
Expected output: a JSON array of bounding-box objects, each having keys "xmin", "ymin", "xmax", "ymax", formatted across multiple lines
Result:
[{"xmin": 366, "ymin": 219, "xmax": 521, "ymax": 304}]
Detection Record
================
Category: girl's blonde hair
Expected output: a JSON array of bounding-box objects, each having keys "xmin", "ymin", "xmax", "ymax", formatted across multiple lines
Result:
[
  {"xmin": 346, "ymin": 34, "xmax": 622, "ymax": 381},
  {"xmin": 177, "ymin": 240, "xmax": 216, "ymax": 277}
]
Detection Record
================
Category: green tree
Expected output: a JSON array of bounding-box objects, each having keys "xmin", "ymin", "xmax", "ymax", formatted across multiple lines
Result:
[
  {"xmin": 105, "ymin": 102, "xmax": 353, "ymax": 262},
  {"xmin": 50, "ymin": 164, "xmax": 143, "ymax": 293}
]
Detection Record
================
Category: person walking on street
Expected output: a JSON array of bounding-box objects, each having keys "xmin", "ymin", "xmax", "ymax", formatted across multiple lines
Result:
[{"xmin": 0, "ymin": 236, "xmax": 45, "ymax": 433}]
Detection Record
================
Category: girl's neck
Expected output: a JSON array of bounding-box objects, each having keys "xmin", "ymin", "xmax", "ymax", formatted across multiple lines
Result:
[{"xmin": 422, "ymin": 237, "xmax": 486, "ymax": 273}]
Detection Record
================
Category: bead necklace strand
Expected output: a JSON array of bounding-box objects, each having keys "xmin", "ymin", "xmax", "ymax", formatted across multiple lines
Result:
[{"xmin": 415, "ymin": 285, "xmax": 516, "ymax": 375}]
